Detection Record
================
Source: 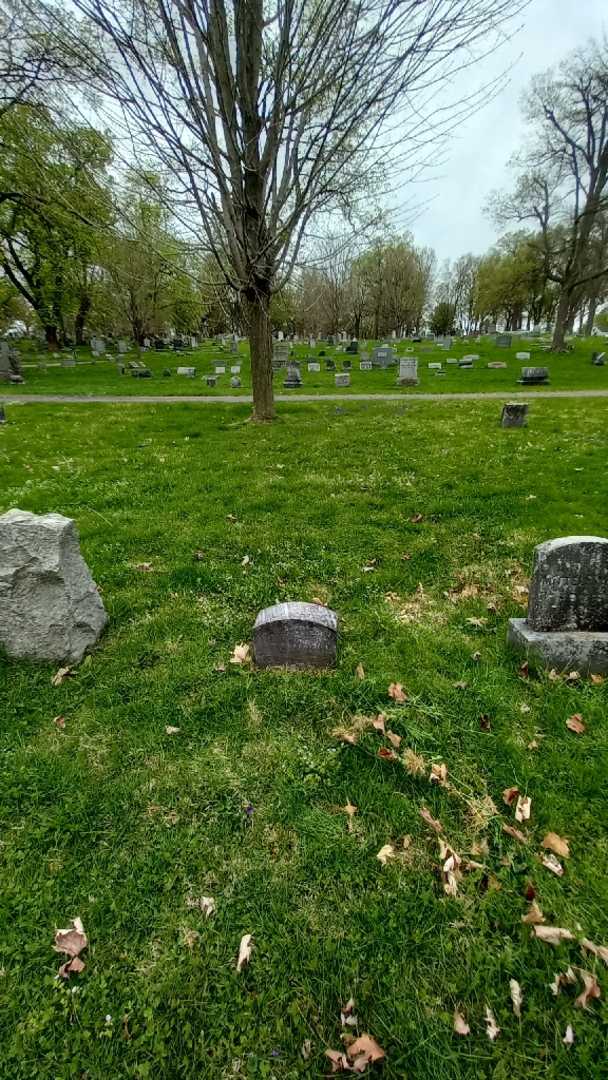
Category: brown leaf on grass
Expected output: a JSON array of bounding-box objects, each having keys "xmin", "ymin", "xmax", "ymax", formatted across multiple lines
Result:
[
  {"xmin": 466, "ymin": 616, "xmax": 487, "ymax": 629},
  {"xmin": 186, "ymin": 896, "xmax": 216, "ymax": 917},
  {"xmin": 410, "ymin": 513, "xmax": 424, "ymax": 524},
  {"xmin": 471, "ymin": 650, "xmax": 482, "ymax": 661},
  {"xmin": 213, "ymin": 662, "xmax": 226, "ymax": 674},
  {"xmin": 522, "ymin": 901, "xmax": 545, "ymax": 925},
  {"xmin": 430, "ymin": 762, "xmax": 448, "ymax": 786},
  {"xmin": 550, "ymin": 967, "xmax": 577, "ymax": 995},
  {"xmin": 503, "ymin": 787, "xmax": 519, "ymax": 807},
  {"xmin": 377, "ymin": 844, "xmax": 396, "ymax": 865},
  {"xmin": 58, "ymin": 956, "xmax": 85, "ymax": 979},
  {"xmin": 325, "ymin": 1049, "xmax": 350, "ymax": 1073},
  {"xmin": 420, "ymin": 806, "xmax": 443, "ymax": 833},
  {"xmin": 575, "ymin": 968, "xmax": 601, "ymax": 1009},
  {"xmin": 519, "ymin": 660, "xmax": 529, "ymax": 679},
  {"xmin": 386, "ymin": 730, "xmax": 402, "ymax": 749},
  {"xmin": 453, "ymin": 680, "xmax": 468, "ymax": 690},
  {"xmin": 401, "ymin": 551, "xmax": 412, "ymax": 561},
  {"xmin": 355, "ymin": 663, "xmax": 365, "ymax": 681},
  {"xmin": 53, "ymin": 715, "xmax": 66, "ymax": 729},
  {"xmin": 337, "ymin": 731, "xmax": 358, "ymax": 745},
  {"xmin": 503, "ymin": 823, "xmax": 528, "ymax": 844},
  {"xmin": 301, "ymin": 1039, "xmax": 312, "ymax": 1060},
  {"xmin": 236, "ymin": 933, "xmax": 253, "ymax": 972},
  {"xmin": 230, "ymin": 643, "xmax": 251, "ymax": 665},
  {"xmin": 533, "ymin": 925, "xmax": 574, "ymax": 946},
  {"xmin": 135, "ymin": 562, "xmax": 154, "ymax": 573},
  {"xmin": 226, "ymin": 513, "xmax": 237, "ymax": 523},
  {"xmin": 566, "ymin": 714, "xmax": 586, "ymax": 734},
  {"xmin": 340, "ymin": 997, "xmax": 358, "ymax": 1027},
  {"xmin": 542, "ymin": 833, "xmax": 570, "ymax": 859},
  {"xmin": 378, "ymin": 747, "xmax": 399, "ymax": 762},
  {"xmin": 524, "ymin": 881, "xmax": 536, "ymax": 901},
  {"xmin": 581, "ymin": 939, "xmax": 608, "ymax": 965},
  {"xmin": 484, "ymin": 1006, "xmax": 500, "ymax": 1041},
  {"xmin": 509, "ymin": 979, "xmax": 523, "ymax": 1018},
  {"xmin": 387, "ymin": 682, "xmax": 407, "ymax": 703},
  {"xmin": 347, "ymin": 1035, "xmax": 385, "ymax": 1071},
  {"xmin": 479, "ymin": 714, "xmax": 491, "ymax": 731},
  {"xmin": 439, "ymin": 838, "xmax": 462, "ymax": 896},
  {"xmin": 372, "ymin": 714, "xmax": 386, "ymax": 734},
  {"xmin": 563, "ymin": 1025, "xmax": 575, "ymax": 1046},
  {"xmin": 192, "ymin": 549, "xmax": 205, "ymax": 561},
  {"xmin": 165, "ymin": 725, "xmax": 180, "ymax": 735},
  {"xmin": 54, "ymin": 917, "xmax": 87, "ymax": 958},
  {"xmin": 343, "ymin": 802, "xmax": 358, "ymax": 832},
  {"xmin": 590, "ymin": 673, "xmax": 605, "ymax": 685},
  {"xmin": 403, "ymin": 748, "xmax": 426, "ymax": 776},
  {"xmin": 515, "ymin": 795, "xmax": 531, "ymax": 823},
  {"xmin": 453, "ymin": 1010, "xmax": 470, "ymax": 1036},
  {"xmin": 542, "ymin": 853, "xmax": 564, "ymax": 876},
  {"xmin": 51, "ymin": 666, "xmax": 73, "ymax": 687},
  {"xmin": 566, "ymin": 671, "xmax": 581, "ymax": 683}
]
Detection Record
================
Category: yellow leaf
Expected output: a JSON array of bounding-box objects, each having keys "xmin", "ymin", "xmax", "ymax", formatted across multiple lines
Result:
[{"xmin": 230, "ymin": 643, "xmax": 251, "ymax": 665}]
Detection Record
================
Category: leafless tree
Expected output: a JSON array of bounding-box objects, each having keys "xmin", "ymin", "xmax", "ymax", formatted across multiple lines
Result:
[
  {"xmin": 491, "ymin": 38, "xmax": 608, "ymax": 349},
  {"xmin": 32, "ymin": 0, "xmax": 524, "ymax": 418}
]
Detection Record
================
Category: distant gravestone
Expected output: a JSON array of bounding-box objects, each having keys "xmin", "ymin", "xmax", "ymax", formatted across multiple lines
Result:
[
  {"xmin": 458, "ymin": 358, "xmax": 473, "ymax": 369},
  {"xmin": 372, "ymin": 345, "xmax": 396, "ymax": 368},
  {"xmin": 0, "ymin": 509, "xmax": 107, "ymax": 663},
  {"xmin": 253, "ymin": 602, "xmax": 338, "ymax": 668},
  {"xmin": 397, "ymin": 358, "xmax": 418, "ymax": 386},
  {"xmin": 284, "ymin": 362, "xmax": 302, "ymax": 389},
  {"xmin": 519, "ymin": 366, "xmax": 549, "ymax": 385},
  {"xmin": 335, "ymin": 372, "xmax": 350, "ymax": 387},
  {"xmin": 508, "ymin": 536, "xmax": 608, "ymax": 673},
  {"xmin": 307, "ymin": 362, "xmax": 320, "ymax": 373},
  {"xmin": 592, "ymin": 351, "xmax": 606, "ymax": 366},
  {"xmin": 488, "ymin": 361, "xmax": 507, "ymax": 369},
  {"xmin": 325, "ymin": 358, "xmax": 335, "ymax": 371},
  {"xmin": 230, "ymin": 376, "xmax": 241, "ymax": 388},
  {"xmin": 215, "ymin": 364, "xmax": 226, "ymax": 374},
  {"xmin": 177, "ymin": 366, "xmax": 196, "ymax": 377},
  {"xmin": 206, "ymin": 375, "xmax": 217, "ymax": 387},
  {"xmin": 230, "ymin": 365, "xmax": 241, "ymax": 374},
  {"xmin": 446, "ymin": 358, "xmax": 458, "ymax": 365},
  {"xmin": 61, "ymin": 356, "xmax": 77, "ymax": 368},
  {"xmin": 496, "ymin": 333, "xmax": 512, "ymax": 347},
  {"xmin": 230, "ymin": 337, "xmax": 238, "ymax": 354},
  {"xmin": 345, "ymin": 339, "xmax": 359, "ymax": 354},
  {"xmin": 360, "ymin": 360, "xmax": 372, "ymax": 371},
  {"xmin": 272, "ymin": 342, "xmax": 290, "ymax": 371},
  {"xmin": 501, "ymin": 402, "xmax": 528, "ymax": 428},
  {"xmin": 516, "ymin": 351, "xmax": 531, "ymax": 360},
  {"xmin": 428, "ymin": 361, "xmax": 442, "ymax": 371},
  {"xmin": 342, "ymin": 359, "xmax": 352, "ymax": 370},
  {"xmin": 118, "ymin": 339, "xmax": 129, "ymax": 354},
  {"xmin": 143, "ymin": 337, "xmax": 151, "ymax": 349}
]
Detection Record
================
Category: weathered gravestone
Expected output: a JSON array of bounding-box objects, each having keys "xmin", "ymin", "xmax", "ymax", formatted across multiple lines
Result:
[
  {"xmin": 519, "ymin": 366, "xmax": 549, "ymax": 385},
  {"xmin": 501, "ymin": 402, "xmax": 528, "ymax": 428},
  {"xmin": 507, "ymin": 536, "xmax": 608, "ymax": 673},
  {"xmin": 360, "ymin": 360, "xmax": 372, "ymax": 371},
  {"xmin": 458, "ymin": 358, "xmax": 473, "ymax": 369},
  {"xmin": 230, "ymin": 376, "xmax": 241, "ymax": 388},
  {"xmin": 206, "ymin": 375, "xmax": 217, "ymax": 387},
  {"xmin": 446, "ymin": 358, "xmax": 458, "ymax": 365},
  {"xmin": 342, "ymin": 359, "xmax": 352, "ymax": 370},
  {"xmin": 230, "ymin": 365, "xmax": 241, "ymax": 374},
  {"xmin": 215, "ymin": 364, "xmax": 226, "ymax": 374},
  {"xmin": 0, "ymin": 509, "xmax": 107, "ymax": 663},
  {"xmin": 61, "ymin": 355, "xmax": 77, "ymax": 368},
  {"xmin": 230, "ymin": 336, "xmax": 238, "ymax": 353},
  {"xmin": 488, "ymin": 361, "xmax": 507, "ymax": 369},
  {"xmin": 325, "ymin": 358, "xmax": 335, "ymax": 371},
  {"xmin": 428, "ymin": 361, "xmax": 442, "ymax": 370},
  {"xmin": 397, "ymin": 358, "xmax": 418, "ymax": 386},
  {"xmin": 516, "ymin": 351, "xmax": 531, "ymax": 360},
  {"xmin": 253, "ymin": 602, "xmax": 338, "ymax": 668},
  {"xmin": 335, "ymin": 372, "xmax": 350, "ymax": 387},
  {"xmin": 307, "ymin": 362, "xmax": 321, "ymax": 373},
  {"xmin": 284, "ymin": 362, "xmax": 302, "ymax": 388},
  {"xmin": 372, "ymin": 345, "xmax": 396, "ymax": 368},
  {"xmin": 272, "ymin": 342, "xmax": 290, "ymax": 371},
  {"xmin": 345, "ymin": 339, "xmax": 359, "ymax": 354},
  {"xmin": 592, "ymin": 351, "xmax": 606, "ymax": 366},
  {"xmin": 496, "ymin": 333, "xmax": 512, "ymax": 347},
  {"xmin": 177, "ymin": 366, "xmax": 196, "ymax": 377},
  {"xmin": 118, "ymin": 339, "xmax": 129, "ymax": 354}
]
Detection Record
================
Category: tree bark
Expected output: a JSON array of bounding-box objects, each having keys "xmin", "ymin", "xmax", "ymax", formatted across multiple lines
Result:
[
  {"xmin": 551, "ymin": 288, "xmax": 571, "ymax": 350},
  {"xmin": 245, "ymin": 289, "xmax": 275, "ymax": 421},
  {"xmin": 75, "ymin": 293, "xmax": 91, "ymax": 345},
  {"xmin": 45, "ymin": 324, "xmax": 59, "ymax": 349},
  {"xmin": 585, "ymin": 295, "xmax": 598, "ymax": 336}
]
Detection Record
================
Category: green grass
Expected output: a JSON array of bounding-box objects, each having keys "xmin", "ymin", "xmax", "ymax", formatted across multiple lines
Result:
[
  {"xmin": 0, "ymin": 398, "xmax": 607, "ymax": 1079},
  {"xmin": 10, "ymin": 333, "xmax": 608, "ymax": 397}
]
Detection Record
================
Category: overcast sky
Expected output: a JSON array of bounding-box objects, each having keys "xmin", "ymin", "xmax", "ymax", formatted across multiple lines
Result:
[{"xmin": 404, "ymin": 0, "xmax": 606, "ymax": 264}]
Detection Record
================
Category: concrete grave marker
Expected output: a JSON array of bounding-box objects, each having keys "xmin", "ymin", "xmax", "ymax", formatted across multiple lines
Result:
[
  {"xmin": 230, "ymin": 376, "xmax": 241, "ymax": 388},
  {"xmin": 253, "ymin": 602, "xmax": 338, "ymax": 668},
  {"xmin": 360, "ymin": 360, "xmax": 372, "ymax": 370},
  {"xmin": 0, "ymin": 509, "xmax": 107, "ymax": 663},
  {"xmin": 177, "ymin": 366, "xmax": 196, "ymax": 377},
  {"xmin": 215, "ymin": 364, "xmax": 226, "ymax": 374},
  {"xmin": 519, "ymin": 366, "xmax": 549, "ymax": 385},
  {"xmin": 307, "ymin": 362, "xmax": 321, "ymax": 372},
  {"xmin": 508, "ymin": 536, "xmax": 608, "ymax": 673},
  {"xmin": 496, "ymin": 333, "xmax": 512, "ymax": 347},
  {"xmin": 284, "ymin": 362, "xmax": 302, "ymax": 388},
  {"xmin": 230, "ymin": 365, "xmax": 241, "ymax": 374},
  {"xmin": 335, "ymin": 372, "xmax": 350, "ymax": 387},
  {"xmin": 397, "ymin": 358, "xmax": 418, "ymax": 386},
  {"xmin": 516, "ymin": 351, "xmax": 531, "ymax": 360},
  {"xmin": 501, "ymin": 402, "xmax": 528, "ymax": 428}
]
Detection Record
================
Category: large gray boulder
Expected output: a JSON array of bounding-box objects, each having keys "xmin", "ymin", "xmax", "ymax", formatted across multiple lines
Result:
[{"xmin": 0, "ymin": 509, "xmax": 108, "ymax": 663}]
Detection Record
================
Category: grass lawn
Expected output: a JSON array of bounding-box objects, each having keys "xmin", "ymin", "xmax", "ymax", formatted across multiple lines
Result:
[
  {"xmin": 10, "ymin": 334, "xmax": 608, "ymax": 397},
  {"xmin": 1, "ymin": 398, "xmax": 607, "ymax": 1079}
]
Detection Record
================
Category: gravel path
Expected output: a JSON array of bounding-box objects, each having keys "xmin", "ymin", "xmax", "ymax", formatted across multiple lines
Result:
[{"xmin": 2, "ymin": 389, "xmax": 608, "ymax": 405}]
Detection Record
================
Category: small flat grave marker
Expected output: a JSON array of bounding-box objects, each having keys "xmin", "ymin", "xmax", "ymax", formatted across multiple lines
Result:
[{"xmin": 253, "ymin": 602, "xmax": 338, "ymax": 668}]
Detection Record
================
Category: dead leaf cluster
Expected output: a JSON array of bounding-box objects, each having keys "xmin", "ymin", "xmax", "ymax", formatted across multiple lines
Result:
[{"xmin": 54, "ymin": 917, "xmax": 87, "ymax": 979}]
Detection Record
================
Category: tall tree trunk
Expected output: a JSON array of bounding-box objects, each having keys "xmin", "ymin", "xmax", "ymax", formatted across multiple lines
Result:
[
  {"xmin": 245, "ymin": 289, "xmax": 274, "ymax": 421},
  {"xmin": 45, "ymin": 324, "xmax": 59, "ymax": 349},
  {"xmin": 585, "ymin": 295, "xmax": 598, "ymax": 336},
  {"xmin": 551, "ymin": 288, "xmax": 570, "ymax": 350},
  {"xmin": 75, "ymin": 293, "xmax": 91, "ymax": 345}
]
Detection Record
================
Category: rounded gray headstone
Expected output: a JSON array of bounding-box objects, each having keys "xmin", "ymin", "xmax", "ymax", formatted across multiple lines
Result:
[
  {"xmin": 501, "ymin": 402, "xmax": 528, "ymax": 428},
  {"xmin": 527, "ymin": 536, "xmax": 608, "ymax": 632},
  {"xmin": 253, "ymin": 602, "xmax": 338, "ymax": 668},
  {"xmin": 0, "ymin": 509, "xmax": 108, "ymax": 663}
]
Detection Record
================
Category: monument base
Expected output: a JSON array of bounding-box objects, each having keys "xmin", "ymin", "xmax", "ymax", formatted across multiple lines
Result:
[{"xmin": 507, "ymin": 618, "xmax": 608, "ymax": 674}]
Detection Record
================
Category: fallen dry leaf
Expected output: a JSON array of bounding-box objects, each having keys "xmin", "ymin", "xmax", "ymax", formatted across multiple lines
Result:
[
  {"xmin": 453, "ymin": 680, "xmax": 468, "ymax": 690},
  {"xmin": 471, "ymin": 650, "xmax": 482, "ymax": 661},
  {"xmin": 581, "ymin": 939, "xmax": 608, "ymax": 965},
  {"xmin": 236, "ymin": 933, "xmax": 253, "ymax": 972},
  {"xmin": 542, "ymin": 832, "xmax": 570, "ymax": 859},
  {"xmin": 515, "ymin": 795, "xmax": 531, "ymax": 823},
  {"xmin": 403, "ymin": 748, "xmax": 426, "ymax": 776},
  {"xmin": 522, "ymin": 901, "xmax": 545, "ymax": 925},
  {"xmin": 439, "ymin": 838, "xmax": 462, "ymax": 896},
  {"xmin": 347, "ymin": 1034, "xmax": 385, "ymax": 1071},
  {"xmin": 387, "ymin": 682, "xmax": 407, "ymax": 703},
  {"xmin": 135, "ymin": 562, "xmax": 153, "ymax": 572},
  {"xmin": 372, "ymin": 714, "xmax": 386, "ymax": 734},
  {"xmin": 575, "ymin": 968, "xmax": 601, "ymax": 1010},
  {"xmin": 503, "ymin": 823, "xmax": 528, "ymax": 844},
  {"xmin": 378, "ymin": 747, "xmax": 399, "ymax": 762},
  {"xmin": 509, "ymin": 979, "xmax": 523, "ymax": 1018},
  {"xmin": 430, "ymin": 762, "xmax": 448, "ymax": 785},
  {"xmin": 53, "ymin": 715, "xmax": 66, "ymax": 729},
  {"xmin": 324, "ymin": 1049, "xmax": 349, "ymax": 1073},
  {"xmin": 186, "ymin": 896, "xmax": 216, "ymax": 917},
  {"xmin": 410, "ymin": 513, "xmax": 424, "ymax": 524},
  {"xmin": 230, "ymin": 643, "xmax": 251, "ymax": 665},
  {"xmin": 54, "ymin": 917, "xmax": 87, "ymax": 958},
  {"xmin": 503, "ymin": 787, "xmax": 519, "ymax": 807},
  {"xmin": 241, "ymin": 554, "xmax": 250, "ymax": 567},
  {"xmin": 453, "ymin": 1010, "xmax": 470, "ymax": 1036},
  {"xmin": 550, "ymin": 967, "xmax": 577, "ymax": 995},
  {"xmin": 533, "ymin": 925, "xmax": 574, "ymax": 946},
  {"xmin": 519, "ymin": 660, "xmax": 529, "ymax": 679},
  {"xmin": 377, "ymin": 844, "xmax": 396, "ymax": 865},
  {"xmin": 51, "ymin": 666, "xmax": 73, "ymax": 687},
  {"xmin": 466, "ymin": 616, "xmax": 487, "ymax": 629},
  {"xmin": 355, "ymin": 663, "xmax": 365, "ymax": 681},
  {"xmin": 386, "ymin": 730, "xmax": 402, "ymax": 749},
  {"xmin": 566, "ymin": 671, "xmax": 581, "ymax": 683},
  {"xmin": 301, "ymin": 1039, "xmax": 312, "ymax": 1060},
  {"xmin": 563, "ymin": 1024, "xmax": 575, "ymax": 1046},
  {"xmin": 566, "ymin": 714, "xmax": 586, "ymax": 734},
  {"xmin": 341, "ymin": 997, "xmax": 358, "ymax": 1027},
  {"xmin": 479, "ymin": 714, "xmax": 491, "ymax": 731},
  {"xmin": 165, "ymin": 725, "xmax": 180, "ymax": 735},
  {"xmin": 484, "ymin": 1006, "xmax": 500, "ymax": 1041},
  {"xmin": 590, "ymin": 673, "xmax": 605, "ymax": 685},
  {"xmin": 58, "ymin": 956, "xmax": 85, "ymax": 979},
  {"xmin": 542, "ymin": 853, "xmax": 564, "ymax": 877},
  {"xmin": 344, "ymin": 802, "xmax": 358, "ymax": 832},
  {"xmin": 420, "ymin": 806, "xmax": 443, "ymax": 833}
]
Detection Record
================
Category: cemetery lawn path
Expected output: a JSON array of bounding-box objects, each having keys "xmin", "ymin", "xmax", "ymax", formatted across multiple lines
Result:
[{"xmin": 1, "ymin": 399, "xmax": 607, "ymax": 1080}]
